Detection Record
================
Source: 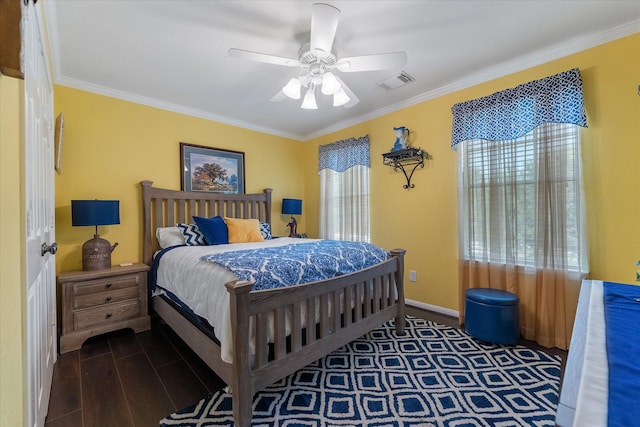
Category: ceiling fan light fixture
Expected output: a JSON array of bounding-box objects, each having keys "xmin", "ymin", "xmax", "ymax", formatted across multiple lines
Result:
[
  {"xmin": 282, "ymin": 77, "xmax": 301, "ymax": 99},
  {"xmin": 301, "ymin": 86, "xmax": 318, "ymax": 109},
  {"xmin": 229, "ymin": 3, "xmax": 403, "ymax": 111},
  {"xmin": 333, "ymin": 87, "xmax": 350, "ymax": 107},
  {"xmin": 321, "ymin": 72, "xmax": 340, "ymax": 95}
]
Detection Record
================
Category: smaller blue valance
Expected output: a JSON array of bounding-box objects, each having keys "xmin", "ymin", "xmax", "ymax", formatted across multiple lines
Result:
[
  {"xmin": 318, "ymin": 135, "xmax": 370, "ymax": 173},
  {"xmin": 451, "ymin": 68, "xmax": 588, "ymax": 149}
]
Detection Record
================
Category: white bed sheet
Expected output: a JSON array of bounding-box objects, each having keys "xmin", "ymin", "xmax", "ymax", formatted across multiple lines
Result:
[
  {"xmin": 572, "ymin": 279, "xmax": 608, "ymax": 426},
  {"xmin": 155, "ymin": 237, "xmax": 317, "ymax": 363}
]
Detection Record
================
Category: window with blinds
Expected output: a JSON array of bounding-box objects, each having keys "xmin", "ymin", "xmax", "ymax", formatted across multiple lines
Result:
[{"xmin": 459, "ymin": 123, "xmax": 585, "ymax": 271}]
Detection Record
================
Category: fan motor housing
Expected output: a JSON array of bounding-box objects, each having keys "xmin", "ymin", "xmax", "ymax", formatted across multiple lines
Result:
[{"xmin": 298, "ymin": 42, "xmax": 337, "ymax": 67}]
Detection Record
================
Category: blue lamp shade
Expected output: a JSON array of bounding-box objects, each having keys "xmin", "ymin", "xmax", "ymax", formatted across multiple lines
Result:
[
  {"xmin": 282, "ymin": 198, "xmax": 302, "ymax": 215},
  {"xmin": 71, "ymin": 200, "xmax": 120, "ymax": 226}
]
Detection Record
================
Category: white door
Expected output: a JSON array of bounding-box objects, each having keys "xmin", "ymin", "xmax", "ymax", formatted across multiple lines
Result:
[{"xmin": 23, "ymin": 2, "xmax": 57, "ymax": 426}]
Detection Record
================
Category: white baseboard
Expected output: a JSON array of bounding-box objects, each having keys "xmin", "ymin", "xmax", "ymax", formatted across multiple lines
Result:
[{"xmin": 405, "ymin": 298, "xmax": 459, "ymax": 319}]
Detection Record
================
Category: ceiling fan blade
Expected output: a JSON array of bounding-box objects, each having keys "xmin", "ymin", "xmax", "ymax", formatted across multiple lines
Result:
[
  {"xmin": 228, "ymin": 48, "xmax": 300, "ymax": 67},
  {"xmin": 335, "ymin": 52, "xmax": 407, "ymax": 72},
  {"xmin": 310, "ymin": 3, "xmax": 340, "ymax": 58},
  {"xmin": 334, "ymin": 75, "xmax": 359, "ymax": 108}
]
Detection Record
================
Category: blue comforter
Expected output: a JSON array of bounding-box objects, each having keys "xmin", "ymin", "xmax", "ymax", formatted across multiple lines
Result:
[
  {"xmin": 603, "ymin": 281, "xmax": 640, "ymax": 426},
  {"xmin": 200, "ymin": 239, "xmax": 388, "ymax": 291}
]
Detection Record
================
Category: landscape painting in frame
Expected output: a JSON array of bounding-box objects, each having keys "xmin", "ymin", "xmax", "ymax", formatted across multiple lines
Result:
[{"xmin": 180, "ymin": 143, "xmax": 245, "ymax": 194}]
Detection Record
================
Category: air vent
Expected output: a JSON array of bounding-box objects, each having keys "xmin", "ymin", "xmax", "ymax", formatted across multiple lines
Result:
[{"xmin": 377, "ymin": 71, "xmax": 415, "ymax": 90}]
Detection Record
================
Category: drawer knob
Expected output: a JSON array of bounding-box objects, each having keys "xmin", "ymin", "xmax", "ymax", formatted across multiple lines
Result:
[
  {"xmin": 105, "ymin": 283, "xmax": 112, "ymax": 289},
  {"xmin": 105, "ymin": 296, "xmax": 112, "ymax": 302},
  {"xmin": 105, "ymin": 313, "xmax": 113, "ymax": 319}
]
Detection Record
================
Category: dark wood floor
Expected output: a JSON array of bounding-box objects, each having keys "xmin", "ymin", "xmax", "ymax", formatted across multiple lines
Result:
[
  {"xmin": 45, "ymin": 308, "xmax": 567, "ymax": 427},
  {"xmin": 44, "ymin": 316, "xmax": 226, "ymax": 427}
]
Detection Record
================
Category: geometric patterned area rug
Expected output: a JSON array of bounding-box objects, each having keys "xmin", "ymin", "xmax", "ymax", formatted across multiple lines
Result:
[{"xmin": 160, "ymin": 316, "xmax": 561, "ymax": 426}]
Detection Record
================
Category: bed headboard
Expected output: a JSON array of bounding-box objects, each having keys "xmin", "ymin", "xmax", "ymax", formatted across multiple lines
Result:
[{"xmin": 141, "ymin": 180, "xmax": 272, "ymax": 265}]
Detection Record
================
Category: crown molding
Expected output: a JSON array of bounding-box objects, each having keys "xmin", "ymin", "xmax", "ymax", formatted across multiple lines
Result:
[
  {"xmin": 45, "ymin": 0, "xmax": 639, "ymax": 144},
  {"xmin": 55, "ymin": 76, "xmax": 305, "ymax": 141},
  {"xmin": 303, "ymin": 20, "xmax": 640, "ymax": 141}
]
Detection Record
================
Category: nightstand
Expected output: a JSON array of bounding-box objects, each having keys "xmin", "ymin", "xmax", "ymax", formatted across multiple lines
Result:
[{"xmin": 59, "ymin": 263, "xmax": 151, "ymax": 353}]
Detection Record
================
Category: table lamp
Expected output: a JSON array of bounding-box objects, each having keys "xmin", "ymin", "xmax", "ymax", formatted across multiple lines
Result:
[
  {"xmin": 71, "ymin": 200, "xmax": 120, "ymax": 271},
  {"xmin": 282, "ymin": 198, "xmax": 302, "ymax": 237}
]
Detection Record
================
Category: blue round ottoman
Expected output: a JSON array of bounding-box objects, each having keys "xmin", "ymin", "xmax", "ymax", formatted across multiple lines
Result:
[{"xmin": 465, "ymin": 288, "xmax": 520, "ymax": 345}]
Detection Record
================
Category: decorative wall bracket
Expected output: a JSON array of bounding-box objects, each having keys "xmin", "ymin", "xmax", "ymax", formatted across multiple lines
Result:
[{"xmin": 382, "ymin": 147, "xmax": 431, "ymax": 189}]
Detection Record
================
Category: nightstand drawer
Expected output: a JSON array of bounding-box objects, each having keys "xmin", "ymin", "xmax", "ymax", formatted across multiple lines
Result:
[
  {"xmin": 73, "ymin": 275, "xmax": 139, "ymax": 296},
  {"xmin": 74, "ymin": 300, "xmax": 140, "ymax": 330},
  {"xmin": 73, "ymin": 286, "xmax": 140, "ymax": 309}
]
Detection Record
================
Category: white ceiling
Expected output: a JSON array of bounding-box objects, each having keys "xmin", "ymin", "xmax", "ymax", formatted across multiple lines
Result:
[{"xmin": 44, "ymin": 1, "xmax": 640, "ymax": 141}]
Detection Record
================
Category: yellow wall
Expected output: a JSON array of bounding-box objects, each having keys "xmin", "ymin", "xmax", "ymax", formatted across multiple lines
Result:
[
  {"xmin": 54, "ymin": 87, "xmax": 305, "ymax": 272},
  {"xmin": 54, "ymin": 34, "xmax": 639, "ymax": 313},
  {"xmin": 303, "ymin": 33, "xmax": 640, "ymax": 311},
  {"xmin": 0, "ymin": 75, "xmax": 26, "ymax": 427}
]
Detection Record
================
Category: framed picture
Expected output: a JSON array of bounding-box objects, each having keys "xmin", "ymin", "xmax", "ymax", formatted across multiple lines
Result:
[
  {"xmin": 54, "ymin": 113, "xmax": 64, "ymax": 175},
  {"xmin": 180, "ymin": 142, "xmax": 245, "ymax": 194}
]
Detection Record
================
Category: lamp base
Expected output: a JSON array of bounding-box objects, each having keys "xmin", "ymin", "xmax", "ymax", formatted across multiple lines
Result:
[
  {"xmin": 286, "ymin": 216, "xmax": 298, "ymax": 238},
  {"xmin": 82, "ymin": 234, "xmax": 118, "ymax": 271}
]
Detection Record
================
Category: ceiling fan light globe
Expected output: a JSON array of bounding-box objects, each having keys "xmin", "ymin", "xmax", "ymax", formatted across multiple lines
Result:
[
  {"xmin": 282, "ymin": 78, "xmax": 301, "ymax": 99},
  {"xmin": 321, "ymin": 72, "xmax": 340, "ymax": 95},
  {"xmin": 301, "ymin": 87, "xmax": 318, "ymax": 109},
  {"xmin": 333, "ymin": 88, "xmax": 350, "ymax": 107}
]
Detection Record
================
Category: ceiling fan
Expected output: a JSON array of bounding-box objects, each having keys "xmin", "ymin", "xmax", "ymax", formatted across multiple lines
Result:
[{"xmin": 228, "ymin": 3, "xmax": 407, "ymax": 109}]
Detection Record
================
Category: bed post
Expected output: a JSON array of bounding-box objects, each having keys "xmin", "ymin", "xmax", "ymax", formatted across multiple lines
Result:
[
  {"xmin": 391, "ymin": 248, "xmax": 406, "ymax": 335},
  {"xmin": 262, "ymin": 188, "xmax": 272, "ymax": 225},
  {"xmin": 141, "ymin": 180, "xmax": 153, "ymax": 266},
  {"xmin": 225, "ymin": 279, "xmax": 255, "ymax": 427}
]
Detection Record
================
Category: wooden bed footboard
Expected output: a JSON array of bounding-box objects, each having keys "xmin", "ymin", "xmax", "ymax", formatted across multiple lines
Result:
[
  {"xmin": 226, "ymin": 248, "xmax": 406, "ymax": 426},
  {"xmin": 141, "ymin": 180, "xmax": 406, "ymax": 427}
]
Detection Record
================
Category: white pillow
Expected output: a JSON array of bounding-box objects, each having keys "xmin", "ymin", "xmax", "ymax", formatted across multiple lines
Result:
[{"xmin": 156, "ymin": 226, "xmax": 185, "ymax": 248}]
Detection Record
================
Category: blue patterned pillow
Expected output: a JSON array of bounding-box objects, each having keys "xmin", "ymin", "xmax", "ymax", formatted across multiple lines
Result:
[
  {"xmin": 177, "ymin": 223, "xmax": 206, "ymax": 246},
  {"xmin": 193, "ymin": 215, "xmax": 229, "ymax": 245},
  {"xmin": 259, "ymin": 222, "xmax": 272, "ymax": 240}
]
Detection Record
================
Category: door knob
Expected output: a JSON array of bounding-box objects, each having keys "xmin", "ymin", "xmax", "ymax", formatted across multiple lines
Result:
[{"xmin": 41, "ymin": 242, "xmax": 58, "ymax": 256}]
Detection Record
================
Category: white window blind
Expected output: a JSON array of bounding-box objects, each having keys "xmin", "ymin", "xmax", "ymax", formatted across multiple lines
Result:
[
  {"xmin": 319, "ymin": 165, "xmax": 370, "ymax": 242},
  {"xmin": 458, "ymin": 123, "xmax": 587, "ymax": 272}
]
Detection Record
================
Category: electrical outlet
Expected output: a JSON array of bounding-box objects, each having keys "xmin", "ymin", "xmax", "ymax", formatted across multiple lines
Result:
[{"xmin": 409, "ymin": 270, "xmax": 417, "ymax": 282}]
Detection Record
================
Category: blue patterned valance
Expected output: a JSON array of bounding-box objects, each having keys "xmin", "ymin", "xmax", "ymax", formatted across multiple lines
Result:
[
  {"xmin": 451, "ymin": 68, "xmax": 587, "ymax": 149},
  {"xmin": 318, "ymin": 135, "xmax": 370, "ymax": 172}
]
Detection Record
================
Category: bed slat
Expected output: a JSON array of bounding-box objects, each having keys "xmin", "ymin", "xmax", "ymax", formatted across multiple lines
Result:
[
  {"xmin": 320, "ymin": 294, "xmax": 330, "ymax": 337},
  {"xmin": 255, "ymin": 313, "xmax": 268, "ymax": 368},
  {"xmin": 305, "ymin": 297, "xmax": 316, "ymax": 345},
  {"xmin": 291, "ymin": 303, "xmax": 302, "ymax": 352},
  {"xmin": 332, "ymin": 290, "xmax": 341, "ymax": 332}
]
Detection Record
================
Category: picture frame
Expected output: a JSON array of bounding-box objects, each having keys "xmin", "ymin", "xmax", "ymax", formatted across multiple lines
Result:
[
  {"xmin": 180, "ymin": 142, "xmax": 245, "ymax": 194},
  {"xmin": 54, "ymin": 113, "xmax": 64, "ymax": 175}
]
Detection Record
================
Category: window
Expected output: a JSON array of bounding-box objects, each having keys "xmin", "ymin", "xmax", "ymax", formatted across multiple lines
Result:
[
  {"xmin": 318, "ymin": 135, "xmax": 370, "ymax": 242},
  {"xmin": 319, "ymin": 166, "xmax": 370, "ymax": 241},
  {"xmin": 458, "ymin": 123, "xmax": 587, "ymax": 272},
  {"xmin": 452, "ymin": 69, "xmax": 589, "ymax": 349}
]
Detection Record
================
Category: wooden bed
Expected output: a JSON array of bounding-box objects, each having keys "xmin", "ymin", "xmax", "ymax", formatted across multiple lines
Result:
[{"xmin": 141, "ymin": 180, "xmax": 406, "ymax": 426}]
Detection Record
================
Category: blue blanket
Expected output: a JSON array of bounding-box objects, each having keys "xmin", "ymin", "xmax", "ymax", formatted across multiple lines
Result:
[
  {"xmin": 200, "ymin": 240, "xmax": 388, "ymax": 291},
  {"xmin": 603, "ymin": 281, "xmax": 640, "ymax": 426}
]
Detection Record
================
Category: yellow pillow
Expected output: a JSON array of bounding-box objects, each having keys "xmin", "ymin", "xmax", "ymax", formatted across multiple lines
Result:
[{"xmin": 224, "ymin": 217, "xmax": 264, "ymax": 243}]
